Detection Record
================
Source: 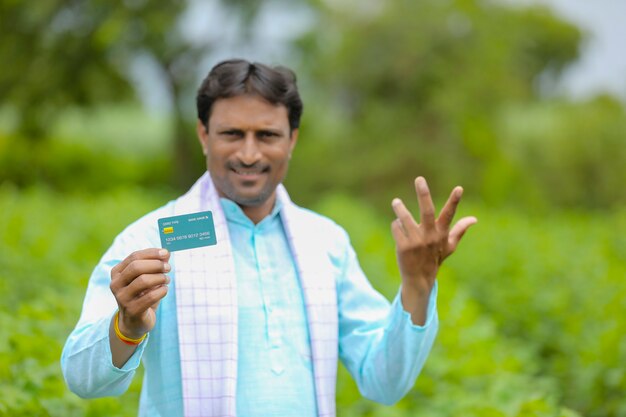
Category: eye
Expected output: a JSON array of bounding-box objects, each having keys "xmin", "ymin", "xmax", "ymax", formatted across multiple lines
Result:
[
  {"xmin": 257, "ymin": 130, "xmax": 279, "ymax": 140},
  {"xmin": 220, "ymin": 129, "xmax": 243, "ymax": 139}
]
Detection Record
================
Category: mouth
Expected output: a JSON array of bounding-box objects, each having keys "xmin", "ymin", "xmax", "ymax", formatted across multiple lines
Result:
[{"xmin": 230, "ymin": 164, "xmax": 269, "ymax": 181}]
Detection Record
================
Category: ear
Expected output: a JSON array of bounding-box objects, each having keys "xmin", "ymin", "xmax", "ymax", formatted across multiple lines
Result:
[
  {"xmin": 288, "ymin": 128, "xmax": 299, "ymax": 159},
  {"xmin": 196, "ymin": 119, "xmax": 209, "ymax": 156}
]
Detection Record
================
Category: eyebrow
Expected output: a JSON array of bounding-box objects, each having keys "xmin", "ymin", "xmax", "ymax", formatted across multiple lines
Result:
[{"xmin": 215, "ymin": 126, "xmax": 284, "ymax": 134}]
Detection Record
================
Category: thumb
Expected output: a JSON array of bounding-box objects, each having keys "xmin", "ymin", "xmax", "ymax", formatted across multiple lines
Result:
[{"xmin": 446, "ymin": 216, "xmax": 478, "ymax": 255}]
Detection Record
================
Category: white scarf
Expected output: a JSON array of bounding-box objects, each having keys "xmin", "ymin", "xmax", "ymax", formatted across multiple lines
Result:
[{"xmin": 173, "ymin": 172, "xmax": 338, "ymax": 417}]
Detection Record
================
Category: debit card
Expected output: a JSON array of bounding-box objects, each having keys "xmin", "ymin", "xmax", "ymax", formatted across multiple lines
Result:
[{"xmin": 157, "ymin": 211, "xmax": 217, "ymax": 252}]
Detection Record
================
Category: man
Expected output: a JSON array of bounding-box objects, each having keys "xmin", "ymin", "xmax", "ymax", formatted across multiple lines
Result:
[{"xmin": 61, "ymin": 59, "xmax": 476, "ymax": 417}]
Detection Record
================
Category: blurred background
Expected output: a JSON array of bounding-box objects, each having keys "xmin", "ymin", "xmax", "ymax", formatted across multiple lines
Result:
[{"xmin": 1, "ymin": 0, "xmax": 625, "ymax": 416}]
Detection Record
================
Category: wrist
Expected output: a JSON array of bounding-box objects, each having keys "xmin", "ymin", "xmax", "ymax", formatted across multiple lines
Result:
[
  {"xmin": 401, "ymin": 278, "xmax": 434, "ymax": 300},
  {"xmin": 114, "ymin": 311, "xmax": 147, "ymax": 345}
]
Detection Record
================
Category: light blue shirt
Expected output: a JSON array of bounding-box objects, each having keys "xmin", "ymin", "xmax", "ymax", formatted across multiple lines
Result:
[
  {"xmin": 61, "ymin": 197, "xmax": 439, "ymax": 416},
  {"xmin": 222, "ymin": 198, "xmax": 317, "ymax": 416}
]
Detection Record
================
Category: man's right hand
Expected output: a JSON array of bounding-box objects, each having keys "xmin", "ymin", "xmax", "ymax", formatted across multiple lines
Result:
[{"xmin": 110, "ymin": 248, "xmax": 171, "ymax": 340}]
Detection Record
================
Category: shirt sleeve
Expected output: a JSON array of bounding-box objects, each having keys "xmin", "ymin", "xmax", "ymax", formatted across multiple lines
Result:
[
  {"xmin": 336, "ymin": 234, "xmax": 439, "ymax": 405},
  {"xmin": 60, "ymin": 206, "xmax": 167, "ymax": 398}
]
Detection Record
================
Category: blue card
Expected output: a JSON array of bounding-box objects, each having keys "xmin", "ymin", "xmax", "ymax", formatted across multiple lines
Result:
[{"xmin": 158, "ymin": 211, "xmax": 217, "ymax": 252}]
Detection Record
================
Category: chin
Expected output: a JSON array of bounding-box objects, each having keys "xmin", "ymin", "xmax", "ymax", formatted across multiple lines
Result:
[
  {"xmin": 230, "ymin": 188, "xmax": 275, "ymax": 207},
  {"xmin": 213, "ymin": 173, "xmax": 278, "ymax": 207}
]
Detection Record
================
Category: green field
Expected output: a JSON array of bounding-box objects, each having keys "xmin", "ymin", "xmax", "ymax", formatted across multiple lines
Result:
[{"xmin": 1, "ymin": 186, "xmax": 624, "ymax": 416}]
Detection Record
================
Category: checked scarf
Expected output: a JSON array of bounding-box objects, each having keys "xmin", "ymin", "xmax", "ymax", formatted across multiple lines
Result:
[{"xmin": 173, "ymin": 172, "xmax": 338, "ymax": 417}]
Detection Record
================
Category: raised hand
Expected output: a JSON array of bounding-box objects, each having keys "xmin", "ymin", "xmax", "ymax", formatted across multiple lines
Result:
[{"xmin": 391, "ymin": 177, "xmax": 477, "ymax": 325}]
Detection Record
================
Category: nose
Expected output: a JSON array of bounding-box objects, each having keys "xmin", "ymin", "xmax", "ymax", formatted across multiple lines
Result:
[{"xmin": 237, "ymin": 132, "xmax": 262, "ymax": 165}]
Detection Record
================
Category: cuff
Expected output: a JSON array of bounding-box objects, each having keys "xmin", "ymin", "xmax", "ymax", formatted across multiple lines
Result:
[{"xmin": 391, "ymin": 281, "xmax": 438, "ymax": 332}]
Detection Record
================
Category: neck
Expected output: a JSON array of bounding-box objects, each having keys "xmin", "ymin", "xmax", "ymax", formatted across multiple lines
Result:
[{"xmin": 241, "ymin": 193, "xmax": 276, "ymax": 224}]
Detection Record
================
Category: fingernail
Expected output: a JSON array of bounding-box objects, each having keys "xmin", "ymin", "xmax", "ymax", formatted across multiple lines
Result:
[
  {"xmin": 163, "ymin": 263, "xmax": 171, "ymax": 272},
  {"xmin": 392, "ymin": 198, "xmax": 401, "ymax": 206},
  {"xmin": 159, "ymin": 249, "xmax": 168, "ymax": 257}
]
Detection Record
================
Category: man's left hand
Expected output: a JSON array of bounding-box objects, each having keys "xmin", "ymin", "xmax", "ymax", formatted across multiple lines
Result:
[{"xmin": 391, "ymin": 176, "xmax": 477, "ymax": 325}]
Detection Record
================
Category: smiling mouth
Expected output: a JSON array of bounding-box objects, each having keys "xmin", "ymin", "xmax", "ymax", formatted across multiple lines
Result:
[
  {"xmin": 230, "ymin": 164, "xmax": 269, "ymax": 179},
  {"xmin": 233, "ymin": 168, "xmax": 264, "ymax": 175}
]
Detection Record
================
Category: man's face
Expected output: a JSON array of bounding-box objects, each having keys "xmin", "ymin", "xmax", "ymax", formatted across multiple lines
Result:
[{"xmin": 197, "ymin": 94, "xmax": 298, "ymax": 215}]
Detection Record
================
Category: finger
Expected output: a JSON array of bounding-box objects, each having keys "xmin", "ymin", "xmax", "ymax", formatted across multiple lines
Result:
[
  {"xmin": 115, "ymin": 274, "xmax": 170, "ymax": 309},
  {"xmin": 392, "ymin": 198, "xmax": 419, "ymax": 234},
  {"xmin": 438, "ymin": 186, "xmax": 463, "ymax": 230},
  {"xmin": 115, "ymin": 259, "xmax": 171, "ymax": 289},
  {"xmin": 120, "ymin": 273, "xmax": 170, "ymax": 302},
  {"xmin": 124, "ymin": 285, "xmax": 169, "ymax": 319},
  {"xmin": 391, "ymin": 218, "xmax": 409, "ymax": 247},
  {"xmin": 150, "ymin": 298, "xmax": 163, "ymax": 312},
  {"xmin": 112, "ymin": 248, "xmax": 169, "ymax": 276},
  {"xmin": 415, "ymin": 177, "xmax": 436, "ymax": 229},
  {"xmin": 447, "ymin": 216, "xmax": 478, "ymax": 253}
]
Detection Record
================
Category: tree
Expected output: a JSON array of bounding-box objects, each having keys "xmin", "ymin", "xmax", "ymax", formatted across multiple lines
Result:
[
  {"xmin": 0, "ymin": 0, "xmax": 264, "ymax": 188},
  {"xmin": 288, "ymin": 0, "xmax": 589, "ymax": 209}
]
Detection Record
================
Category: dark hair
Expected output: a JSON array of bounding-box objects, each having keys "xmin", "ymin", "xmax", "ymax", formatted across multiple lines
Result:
[{"xmin": 196, "ymin": 59, "xmax": 303, "ymax": 131}]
